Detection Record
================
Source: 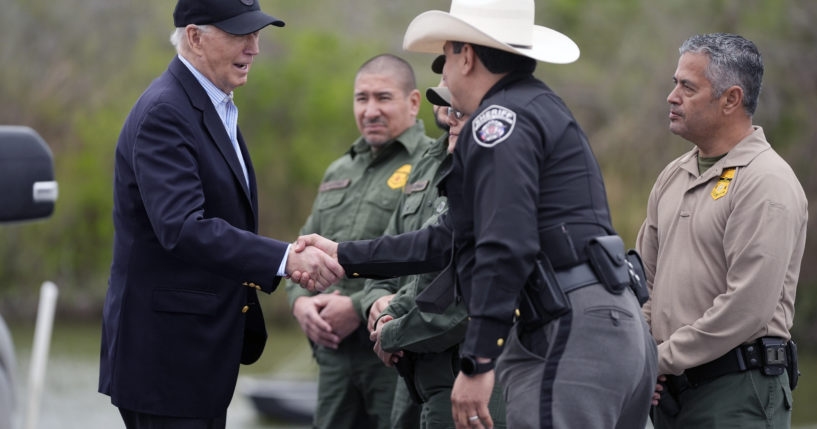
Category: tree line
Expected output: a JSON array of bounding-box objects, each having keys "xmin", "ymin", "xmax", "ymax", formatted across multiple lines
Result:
[{"xmin": 1, "ymin": 0, "xmax": 816, "ymax": 346}]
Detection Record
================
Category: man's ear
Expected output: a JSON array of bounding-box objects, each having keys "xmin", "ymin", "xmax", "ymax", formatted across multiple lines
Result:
[
  {"xmin": 186, "ymin": 25, "xmax": 204, "ymax": 55},
  {"xmin": 461, "ymin": 43, "xmax": 476, "ymax": 75},
  {"xmin": 407, "ymin": 89, "xmax": 422, "ymax": 118},
  {"xmin": 721, "ymin": 85, "xmax": 744, "ymax": 115}
]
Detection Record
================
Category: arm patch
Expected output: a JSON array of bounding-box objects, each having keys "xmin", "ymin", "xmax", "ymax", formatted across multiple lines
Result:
[{"xmin": 472, "ymin": 105, "xmax": 517, "ymax": 148}]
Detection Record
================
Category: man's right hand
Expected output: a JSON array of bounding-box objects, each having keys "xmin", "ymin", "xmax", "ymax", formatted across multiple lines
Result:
[
  {"xmin": 295, "ymin": 234, "xmax": 338, "ymax": 258},
  {"xmin": 289, "ymin": 234, "xmax": 342, "ymax": 291},
  {"xmin": 286, "ymin": 241, "xmax": 344, "ymax": 292},
  {"xmin": 292, "ymin": 295, "xmax": 341, "ymax": 349}
]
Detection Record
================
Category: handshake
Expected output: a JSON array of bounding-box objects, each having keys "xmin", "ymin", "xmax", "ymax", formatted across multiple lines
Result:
[{"xmin": 284, "ymin": 234, "xmax": 344, "ymax": 292}]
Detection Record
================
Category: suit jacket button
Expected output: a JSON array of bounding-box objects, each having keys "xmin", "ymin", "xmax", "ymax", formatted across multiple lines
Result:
[
  {"xmin": 242, "ymin": 305, "xmax": 249, "ymax": 314},
  {"xmin": 352, "ymin": 273, "xmax": 359, "ymax": 277},
  {"xmin": 242, "ymin": 282, "xmax": 249, "ymax": 286}
]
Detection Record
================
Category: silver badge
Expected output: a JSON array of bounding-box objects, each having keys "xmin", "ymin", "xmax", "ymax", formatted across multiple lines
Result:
[{"xmin": 471, "ymin": 105, "xmax": 516, "ymax": 148}]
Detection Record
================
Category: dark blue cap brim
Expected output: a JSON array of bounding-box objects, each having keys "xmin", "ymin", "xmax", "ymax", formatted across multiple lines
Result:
[
  {"xmin": 431, "ymin": 55, "xmax": 445, "ymax": 74},
  {"xmin": 214, "ymin": 10, "xmax": 284, "ymax": 35}
]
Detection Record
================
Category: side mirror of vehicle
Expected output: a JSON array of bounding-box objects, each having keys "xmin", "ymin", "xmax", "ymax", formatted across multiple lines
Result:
[{"xmin": 0, "ymin": 126, "xmax": 58, "ymax": 223}]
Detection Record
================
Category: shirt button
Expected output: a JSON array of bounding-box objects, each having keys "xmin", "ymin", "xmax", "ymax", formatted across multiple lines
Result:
[{"xmin": 242, "ymin": 305, "xmax": 249, "ymax": 314}]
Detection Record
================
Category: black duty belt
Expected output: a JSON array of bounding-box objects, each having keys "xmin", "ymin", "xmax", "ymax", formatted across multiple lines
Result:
[
  {"xmin": 554, "ymin": 262, "xmax": 599, "ymax": 293},
  {"xmin": 683, "ymin": 337, "xmax": 788, "ymax": 386}
]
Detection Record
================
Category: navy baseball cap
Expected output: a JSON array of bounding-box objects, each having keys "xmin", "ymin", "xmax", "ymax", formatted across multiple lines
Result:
[
  {"xmin": 431, "ymin": 55, "xmax": 445, "ymax": 74},
  {"xmin": 174, "ymin": 0, "xmax": 285, "ymax": 35}
]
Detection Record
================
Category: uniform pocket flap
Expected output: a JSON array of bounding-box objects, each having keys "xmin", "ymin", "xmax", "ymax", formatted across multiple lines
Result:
[
  {"xmin": 317, "ymin": 190, "xmax": 345, "ymax": 210},
  {"xmin": 588, "ymin": 235, "xmax": 626, "ymax": 266},
  {"xmin": 402, "ymin": 193, "xmax": 424, "ymax": 216},
  {"xmin": 151, "ymin": 288, "xmax": 219, "ymax": 315}
]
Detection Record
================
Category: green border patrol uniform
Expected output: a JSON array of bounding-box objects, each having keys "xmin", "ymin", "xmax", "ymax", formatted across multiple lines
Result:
[
  {"xmin": 363, "ymin": 133, "xmax": 507, "ymax": 429},
  {"xmin": 286, "ymin": 120, "xmax": 433, "ymax": 429}
]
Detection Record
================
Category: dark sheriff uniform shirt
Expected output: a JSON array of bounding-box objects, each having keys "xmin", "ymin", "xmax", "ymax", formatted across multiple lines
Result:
[{"xmin": 339, "ymin": 72, "xmax": 614, "ymax": 359}]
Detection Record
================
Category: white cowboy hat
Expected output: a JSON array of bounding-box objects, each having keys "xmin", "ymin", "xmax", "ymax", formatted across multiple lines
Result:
[{"xmin": 403, "ymin": 0, "xmax": 579, "ymax": 64}]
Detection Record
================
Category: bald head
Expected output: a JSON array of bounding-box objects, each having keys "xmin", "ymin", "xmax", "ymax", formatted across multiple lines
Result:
[
  {"xmin": 356, "ymin": 54, "xmax": 417, "ymax": 96},
  {"xmin": 353, "ymin": 54, "xmax": 421, "ymax": 150}
]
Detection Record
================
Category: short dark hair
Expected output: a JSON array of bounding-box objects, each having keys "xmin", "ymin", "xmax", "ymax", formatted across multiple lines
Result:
[
  {"xmin": 451, "ymin": 42, "xmax": 536, "ymax": 75},
  {"xmin": 356, "ymin": 54, "xmax": 417, "ymax": 96},
  {"xmin": 680, "ymin": 33, "xmax": 763, "ymax": 115}
]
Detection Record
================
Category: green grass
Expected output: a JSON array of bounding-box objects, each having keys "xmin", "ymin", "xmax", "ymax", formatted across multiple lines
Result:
[{"xmin": 8, "ymin": 318, "xmax": 318, "ymax": 377}]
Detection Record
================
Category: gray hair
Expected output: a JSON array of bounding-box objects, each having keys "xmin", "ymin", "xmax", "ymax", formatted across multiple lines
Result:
[
  {"xmin": 169, "ymin": 25, "xmax": 212, "ymax": 54},
  {"xmin": 679, "ymin": 33, "xmax": 763, "ymax": 115}
]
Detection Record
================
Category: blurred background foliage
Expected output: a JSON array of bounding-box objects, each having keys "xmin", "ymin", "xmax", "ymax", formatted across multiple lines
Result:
[{"xmin": 1, "ymin": 0, "xmax": 816, "ymax": 347}]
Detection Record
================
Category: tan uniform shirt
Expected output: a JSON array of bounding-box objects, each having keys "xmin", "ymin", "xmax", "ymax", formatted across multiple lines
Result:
[{"xmin": 636, "ymin": 126, "xmax": 808, "ymax": 375}]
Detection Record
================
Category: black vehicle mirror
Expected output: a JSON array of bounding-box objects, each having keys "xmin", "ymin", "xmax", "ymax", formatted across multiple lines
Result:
[{"xmin": 0, "ymin": 126, "xmax": 58, "ymax": 222}]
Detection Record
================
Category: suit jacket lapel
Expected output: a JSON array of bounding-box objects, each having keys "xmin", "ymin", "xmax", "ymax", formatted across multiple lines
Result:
[
  {"xmin": 169, "ymin": 57, "xmax": 255, "ymax": 211},
  {"xmin": 237, "ymin": 128, "xmax": 259, "ymax": 230}
]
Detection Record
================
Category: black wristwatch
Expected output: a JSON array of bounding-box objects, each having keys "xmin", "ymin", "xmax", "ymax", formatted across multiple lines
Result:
[{"xmin": 460, "ymin": 356, "xmax": 495, "ymax": 376}]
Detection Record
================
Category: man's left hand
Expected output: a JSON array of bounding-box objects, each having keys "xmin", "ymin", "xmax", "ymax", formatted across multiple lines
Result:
[
  {"xmin": 368, "ymin": 294, "xmax": 395, "ymax": 332},
  {"xmin": 318, "ymin": 291, "xmax": 360, "ymax": 342},
  {"xmin": 451, "ymin": 370, "xmax": 494, "ymax": 429},
  {"xmin": 369, "ymin": 314, "xmax": 402, "ymax": 366}
]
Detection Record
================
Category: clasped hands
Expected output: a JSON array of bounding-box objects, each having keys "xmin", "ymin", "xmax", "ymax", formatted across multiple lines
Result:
[{"xmin": 286, "ymin": 234, "xmax": 342, "ymax": 292}]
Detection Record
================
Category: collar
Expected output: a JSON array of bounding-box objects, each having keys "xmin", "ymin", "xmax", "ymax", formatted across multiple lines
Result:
[
  {"xmin": 177, "ymin": 54, "xmax": 234, "ymax": 107},
  {"xmin": 348, "ymin": 120, "xmax": 429, "ymax": 159},
  {"xmin": 480, "ymin": 71, "xmax": 533, "ymax": 103},
  {"xmin": 679, "ymin": 126, "xmax": 771, "ymax": 183}
]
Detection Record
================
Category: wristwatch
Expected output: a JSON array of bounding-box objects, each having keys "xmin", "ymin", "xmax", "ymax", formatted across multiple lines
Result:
[{"xmin": 460, "ymin": 356, "xmax": 495, "ymax": 376}]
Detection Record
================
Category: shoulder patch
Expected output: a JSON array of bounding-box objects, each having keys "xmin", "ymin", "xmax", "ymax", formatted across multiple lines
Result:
[
  {"xmin": 387, "ymin": 164, "xmax": 412, "ymax": 190},
  {"xmin": 472, "ymin": 105, "xmax": 517, "ymax": 148}
]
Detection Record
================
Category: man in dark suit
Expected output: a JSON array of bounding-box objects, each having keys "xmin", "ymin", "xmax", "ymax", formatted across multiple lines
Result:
[{"xmin": 98, "ymin": 1, "xmax": 343, "ymax": 427}]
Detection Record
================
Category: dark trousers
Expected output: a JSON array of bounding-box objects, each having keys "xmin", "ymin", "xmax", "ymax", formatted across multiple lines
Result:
[
  {"xmin": 653, "ymin": 371, "xmax": 792, "ymax": 429},
  {"xmin": 119, "ymin": 408, "xmax": 226, "ymax": 429}
]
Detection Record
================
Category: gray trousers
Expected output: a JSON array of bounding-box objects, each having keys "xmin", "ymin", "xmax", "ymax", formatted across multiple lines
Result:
[{"xmin": 496, "ymin": 284, "xmax": 657, "ymax": 429}]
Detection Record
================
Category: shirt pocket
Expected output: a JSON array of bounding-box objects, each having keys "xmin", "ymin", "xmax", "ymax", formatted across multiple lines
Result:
[
  {"xmin": 359, "ymin": 187, "xmax": 403, "ymax": 237},
  {"xmin": 317, "ymin": 189, "xmax": 345, "ymax": 211},
  {"xmin": 401, "ymin": 192, "xmax": 425, "ymax": 217}
]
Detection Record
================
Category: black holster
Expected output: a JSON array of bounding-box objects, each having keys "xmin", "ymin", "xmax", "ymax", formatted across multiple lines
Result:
[
  {"xmin": 787, "ymin": 339, "xmax": 799, "ymax": 391},
  {"xmin": 586, "ymin": 235, "xmax": 649, "ymax": 306},
  {"xmin": 394, "ymin": 352, "xmax": 423, "ymax": 404},
  {"xmin": 518, "ymin": 252, "xmax": 571, "ymax": 331}
]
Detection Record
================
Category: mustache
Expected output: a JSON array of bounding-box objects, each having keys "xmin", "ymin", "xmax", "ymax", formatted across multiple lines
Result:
[{"xmin": 363, "ymin": 118, "xmax": 387, "ymax": 127}]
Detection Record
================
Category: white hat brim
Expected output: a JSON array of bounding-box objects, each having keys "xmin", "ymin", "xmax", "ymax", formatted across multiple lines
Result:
[
  {"xmin": 403, "ymin": 10, "xmax": 579, "ymax": 64},
  {"xmin": 426, "ymin": 86, "xmax": 452, "ymax": 106}
]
